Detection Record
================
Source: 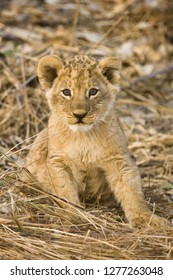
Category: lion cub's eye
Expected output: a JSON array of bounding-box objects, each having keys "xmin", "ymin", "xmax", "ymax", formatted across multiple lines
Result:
[
  {"xmin": 88, "ymin": 88, "xmax": 99, "ymax": 98},
  {"xmin": 61, "ymin": 89, "xmax": 71, "ymax": 98}
]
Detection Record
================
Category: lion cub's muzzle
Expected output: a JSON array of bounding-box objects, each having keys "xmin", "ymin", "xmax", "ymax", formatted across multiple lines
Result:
[
  {"xmin": 67, "ymin": 109, "xmax": 95, "ymax": 131},
  {"xmin": 73, "ymin": 112, "xmax": 87, "ymax": 123}
]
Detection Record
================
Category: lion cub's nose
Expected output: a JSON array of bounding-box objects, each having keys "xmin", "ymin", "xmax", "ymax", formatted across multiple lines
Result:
[{"xmin": 73, "ymin": 112, "xmax": 87, "ymax": 122}]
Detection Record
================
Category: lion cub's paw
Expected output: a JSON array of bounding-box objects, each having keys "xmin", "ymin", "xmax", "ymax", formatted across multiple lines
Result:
[{"xmin": 130, "ymin": 213, "xmax": 169, "ymax": 229}]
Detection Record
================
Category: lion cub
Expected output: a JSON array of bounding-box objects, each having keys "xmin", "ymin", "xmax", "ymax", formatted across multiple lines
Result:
[{"xmin": 26, "ymin": 54, "xmax": 167, "ymax": 227}]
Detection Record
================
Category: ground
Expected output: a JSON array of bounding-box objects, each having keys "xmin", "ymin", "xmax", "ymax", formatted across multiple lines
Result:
[{"xmin": 0, "ymin": 0, "xmax": 173, "ymax": 259}]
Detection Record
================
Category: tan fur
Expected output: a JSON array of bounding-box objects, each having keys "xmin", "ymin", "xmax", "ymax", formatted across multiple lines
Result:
[{"xmin": 26, "ymin": 55, "xmax": 168, "ymax": 227}]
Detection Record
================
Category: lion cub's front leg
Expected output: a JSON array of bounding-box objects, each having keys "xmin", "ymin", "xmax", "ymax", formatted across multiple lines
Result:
[
  {"xmin": 103, "ymin": 156, "xmax": 168, "ymax": 228},
  {"xmin": 25, "ymin": 130, "xmax": 80, "ymax": 207},
  {"xmin": 46, "ymin": 158, "xmax": 86, "ymax": 221},
  {"xmin": 46, "ymin": 158, "xmax": 81, "ymax": 207}
]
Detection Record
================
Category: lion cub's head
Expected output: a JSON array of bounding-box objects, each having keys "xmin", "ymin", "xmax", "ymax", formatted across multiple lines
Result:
[{"xmin": 38, "ymin": 55, "xmax": 121, "ymax": 132}]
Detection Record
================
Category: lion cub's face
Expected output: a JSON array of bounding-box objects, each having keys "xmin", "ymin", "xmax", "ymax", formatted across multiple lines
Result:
[{"xmin": 38, "ymin": 55, "xmax": 121, "ymax": 131}]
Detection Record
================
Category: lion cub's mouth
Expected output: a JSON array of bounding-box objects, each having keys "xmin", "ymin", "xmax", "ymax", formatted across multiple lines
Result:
[
  {"xmin": 69, "ymin": 123, "xmax": 94, "ymax": 132},
  {"xmin": 67, "ymin": 113, "xmax": 95, "ymax": 132}
]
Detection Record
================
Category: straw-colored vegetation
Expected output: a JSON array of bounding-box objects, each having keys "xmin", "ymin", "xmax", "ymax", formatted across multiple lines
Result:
[{"xmin": 0, "ymin": 0, "xmax": 173, "ymax": 259}]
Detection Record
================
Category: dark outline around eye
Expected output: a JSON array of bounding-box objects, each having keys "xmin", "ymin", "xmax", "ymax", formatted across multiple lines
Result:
[
  {"xmin": 88, "ymin": 88, "xmax": 99, "ymax": 97},
  {"xmin": 61, "ymin": 89, "xmax": 71, "ymax": 97}
]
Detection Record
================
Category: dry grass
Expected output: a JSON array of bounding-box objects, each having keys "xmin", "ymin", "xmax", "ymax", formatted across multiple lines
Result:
[{"xmin": 0, "ymin": 0, "xmax": 173, "ymax": 259}]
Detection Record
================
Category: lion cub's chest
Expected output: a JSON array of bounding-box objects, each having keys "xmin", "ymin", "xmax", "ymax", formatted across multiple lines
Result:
[
  {"xmin": 48, "ymin": 135, "xmax": 106, "ymax": 197},
  {"xmin": 62, "ymin": 132, "xmax": 105, "ymax": 164},
  {"xmin": 48, "ymin": 125, "xmax": 112, "ymax": 194}
]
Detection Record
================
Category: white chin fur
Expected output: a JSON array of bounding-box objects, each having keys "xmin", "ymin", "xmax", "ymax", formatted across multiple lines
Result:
[{"xmin": 69, "ymin": 124, "xmax": 93, "ymax": 132}]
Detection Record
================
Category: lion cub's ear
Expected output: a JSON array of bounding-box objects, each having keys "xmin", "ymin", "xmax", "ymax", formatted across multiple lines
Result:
[
  {"xmin": 99, "ymin": 57, "xmax": 121, "ymax": 85},
  {"xmin": 37, "ymin": 55, "xmax": 64, "ymax": 90}
]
